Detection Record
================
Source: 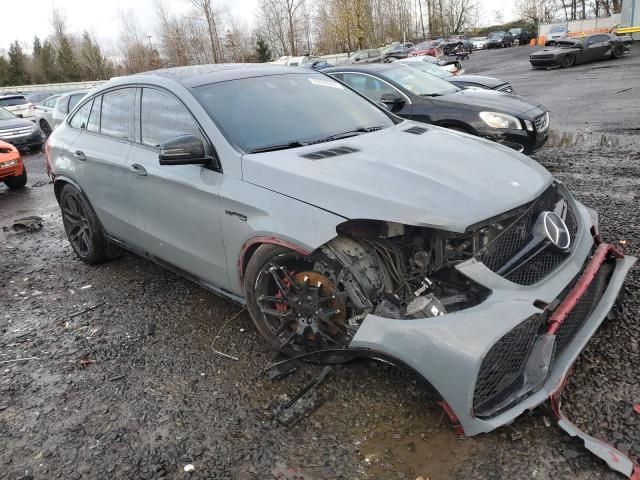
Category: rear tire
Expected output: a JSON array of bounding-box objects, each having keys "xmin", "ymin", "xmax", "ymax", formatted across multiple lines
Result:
[
  {"xmin": 4, "ymin": 167, "xmax": 27, "ymax": 190},
  {"xmin": 59, "ymin": 184, "xmax": 119, "ymax": 264},
  {"xmin": 612, "ymin": 44, "xmax": 625, "ymax": 59},
  {"xmin": 561, "ymin": 54, "xmax": 575, "ymax": 68}
]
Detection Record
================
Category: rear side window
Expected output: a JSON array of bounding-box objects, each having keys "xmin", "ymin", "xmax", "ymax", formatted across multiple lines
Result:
[
  {"xmin": 43, "ymin": 96, "xmax": 59, "ymax": 108},
  {"xmin": 87, "ymin": 96, "xmax": 101, "ymax": 133},
  {"xmin": 140, "ymin": 88, "xmax": 200, "ymax": 147},
  {"xmin": 100, "ymin": 89, "xmax": 135, "ymax": 140},
  {"xmin": 68, "ymin": 94, "xmax": 84, "ymax": 112},
  {"xmin": 55, "ymin": 97, "xmax": 69, "ymax": 113},
  {"xmin": 69, "ymin": 100, "xmax": 93, "ymax": 129}
]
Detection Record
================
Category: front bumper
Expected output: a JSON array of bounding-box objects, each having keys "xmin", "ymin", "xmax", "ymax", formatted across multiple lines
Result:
[
  {"xmin": 350, "ymin": 197, "xmax": 636, "ymax": 436},
  {"xmin": 477, "ymin": 125, "xmax": 548, "ymax": 154},
  {"xmin": 0, "ymin": 131, "xmax": 43, "ymax": 149},
  {"xmin": 530, "ymin": 57, "xmax": 561, "ymax": 67},
  {"xmin": 0, "ymin": 159, "xmax": 24, "ymax": 181}
]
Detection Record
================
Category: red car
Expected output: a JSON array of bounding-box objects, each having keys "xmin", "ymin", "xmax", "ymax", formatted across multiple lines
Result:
[
  {"xmin": 409, "ymin": 40, "xmax": 444, "ymax": 58},
  {"xmin": 0, "ymin": 140, "xmax": 27, "ymax": 189}
]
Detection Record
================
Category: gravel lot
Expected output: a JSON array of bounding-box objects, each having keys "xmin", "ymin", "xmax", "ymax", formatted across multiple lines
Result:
[{"xmin": 1, "ymin": 45, "xmax": 639, "ymax": 479}]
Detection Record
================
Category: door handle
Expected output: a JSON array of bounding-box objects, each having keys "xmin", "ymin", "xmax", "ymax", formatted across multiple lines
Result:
[
  {"xmin": 73, "ymin": 150, "xmax": 86, "ymax": 161},
  {"xmin": 130, "ymin": 163, "xmax": 147, "ymax": 177}
]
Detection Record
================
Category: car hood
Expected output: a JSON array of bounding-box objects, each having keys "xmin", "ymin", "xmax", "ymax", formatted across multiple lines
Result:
[
  {"xmin": 450, "ymin": 74, "xmax": 506, "ymax": 89},
  {"xmin": 0, "ymin": 118, "xmax": 34, "ymax": 131},
  {"xmin": 429, "ymin": 89, "xmax": 544, "ymax": 117},
  {"xmin": 241, "ymin": 123, "xmax": 552, "ymax": 233}
]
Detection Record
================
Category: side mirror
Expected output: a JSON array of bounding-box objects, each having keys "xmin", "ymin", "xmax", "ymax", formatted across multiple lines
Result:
[
  {"xmin": 17, "ymin": 114, "xmax": 23, "ymax": 118},
  {"xmin": 380, "ymin": 93, "xmax": 405, "ymax": 108},
  {"xmin": 377, "ymin": 101, "xmax": 390, "ymax": 110},
  {"xmin": 159, "ymin": 135, "xmax": 211, "ymax": 166}
]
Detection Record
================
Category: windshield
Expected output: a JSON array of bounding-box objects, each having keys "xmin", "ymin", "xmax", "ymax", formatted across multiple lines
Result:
[
  {"xmin": 194, "ymin": 73, "xmax": 395, "ymax": 153},
  {"xmin": 488, "ymin": 32, "xmax": 503, "ymax": 39},
  {"xmin": 400, "ymin": 61, "xmax": 451, "ymax": 79},
  {"xmin": 381, "ymin": 66, "xmax": 459, "ymax": 97},
  {"xmin": 471, "ymin": 37, "xmax": 486, "ymax": 41},
  {"xmin": 549, "ymin": 25, "xmax": 566, "ymax": 33},
  {"xmin": 0, "ymin": 107, "xmax": 17, "ymax": 120}
]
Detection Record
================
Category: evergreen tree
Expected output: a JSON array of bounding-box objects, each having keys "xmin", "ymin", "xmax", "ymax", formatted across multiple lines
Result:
[
  {"xmin": 255, "ymin": 36, "xmax": 271, "ymax": 63},
  {"xmin": 7, "ymin": 41, "xmax": 28, "ymax": 85},
  {"xmin": 56, "ymin": 34, "xmax": 81, "ymax": 81},
  {"xmin": 39, "ymin": 40, "xmax": 58, "ymax": 82},
  {"xmin": 0, "ymin": 55, "xmax": 9, "ymax": 86},
  {"xmin": 79, "ymin": 31, "xmax": 112, "ymax": 80},
  {"xmin": 30, "ymin": 36, "xmax": 48, "ymax": 84}
]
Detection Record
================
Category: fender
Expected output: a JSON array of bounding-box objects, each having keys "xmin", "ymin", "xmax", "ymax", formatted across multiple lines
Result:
[{"xmin": 238, "ymin": 235, "xmax": 311, "ymax": 283}]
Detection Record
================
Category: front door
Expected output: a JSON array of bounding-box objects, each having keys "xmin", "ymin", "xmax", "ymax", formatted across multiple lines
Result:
[{"xmin": 126, "ymin": 87, "xmax": 229, "ymax": 289}]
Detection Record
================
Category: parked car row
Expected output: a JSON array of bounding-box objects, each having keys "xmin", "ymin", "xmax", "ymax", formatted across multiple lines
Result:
[{"xmin": 44, "ymin": 63, "xmax": 635, "ymax": 443}]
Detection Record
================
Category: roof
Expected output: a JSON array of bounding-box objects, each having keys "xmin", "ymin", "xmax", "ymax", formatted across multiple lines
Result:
[
  {"xmin": 323, "ymin": 64, "xmax": 395, "ymax": 74},
  {"xmin": 137, "ymin": 63, "xmax": 308, "ymax": 87}
]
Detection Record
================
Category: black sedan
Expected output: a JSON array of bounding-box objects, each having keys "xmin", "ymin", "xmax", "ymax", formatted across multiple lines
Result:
[
  {"xmin": 530, "ymin": 33, "xmax": 631, "ymax": 68},
  {"xmin": 396, "ymin": 58, "xmax": 515, "ymax": 94},
  {"xmin": 324, "ymin": 64, "xmax": 549, "ymax": 154}
]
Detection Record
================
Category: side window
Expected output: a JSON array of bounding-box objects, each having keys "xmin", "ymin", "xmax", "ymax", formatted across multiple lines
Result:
[
  {"xmin": 87, "ymin": 95, "xmax": 101, "ymax": 133},
  {"xmin": 44, "ymin": 97, "xmax": 57, "ymax": 108},
  {"xmin": 56, "ymin": 96, "xmax": 70, "ymax": 114},
  {"xmin": 69, "ymin": 100, "xmax": 93, "ymax": 129},
  {"xmin": 339, "ymin": 73, "xmax": 398, "ymax": 101},
  {"xmin": 140, "ymin": 88, "xmax": 201, "ymax": 147},
  {"xmin": 100, "ymin": 89, "xmax": 135, "ymax": 140},
  {"xmin": 68, "ymin": 94, "xmax": 83, "ymax": 112}
]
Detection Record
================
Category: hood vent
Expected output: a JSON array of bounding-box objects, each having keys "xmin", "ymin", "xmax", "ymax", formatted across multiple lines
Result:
[
  {"xmin": 404, "ymin": 126, "xmax": 427, "ymax": 135},
  {"xmin": 301, "ymin": 146, "xmax": 359, "ymax": 160}
]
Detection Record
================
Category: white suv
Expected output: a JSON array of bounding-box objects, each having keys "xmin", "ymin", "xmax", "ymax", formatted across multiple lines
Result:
[{"xmin": 0, "ymin": 95, "xmax": 34, "ymax": 121}]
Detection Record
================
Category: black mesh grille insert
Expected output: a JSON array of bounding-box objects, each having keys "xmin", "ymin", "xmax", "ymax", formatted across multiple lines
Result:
[
  {"xmin": 301, "ymin": 146, "xmax": 359, "ymax": 160},
  {"xmin": 473, "ymin": 315, "xmax": 543, "ymax": 414},
  {"xmin": 476, "ymin": 185, "xmax": 578, "ymax": 285},
  {"xmin": 554, "ymin": 262, "xmax": 612, "ymax": 356}
]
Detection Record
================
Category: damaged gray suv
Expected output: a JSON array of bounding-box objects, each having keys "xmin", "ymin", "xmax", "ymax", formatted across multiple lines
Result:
[{"xmin": 46, "ymin": 65, "xmax": 636, "ymax": 463}]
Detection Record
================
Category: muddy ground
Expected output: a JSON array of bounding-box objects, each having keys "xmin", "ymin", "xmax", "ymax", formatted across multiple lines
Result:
[{"xmin": 1, "ymin": 46, "xmax": 639, "ymax": 479}]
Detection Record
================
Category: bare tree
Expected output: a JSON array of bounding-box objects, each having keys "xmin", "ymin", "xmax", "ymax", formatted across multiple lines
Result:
[
  {"xmin": 515, "ymin": 0, "xmax": 559, "ymax": 26},
  {"xmin": 190, "ymin": 0, "xmax": 223, "ymax": 62}
]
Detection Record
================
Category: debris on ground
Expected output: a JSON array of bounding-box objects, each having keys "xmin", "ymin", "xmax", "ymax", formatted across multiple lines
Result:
[
  {"xmin": 3, "ymin": 216, "xmax": 43, "ymax": 233},
  {"xmin": 183, "ymin": 464, "xmax": 195, "ymax": 472}
]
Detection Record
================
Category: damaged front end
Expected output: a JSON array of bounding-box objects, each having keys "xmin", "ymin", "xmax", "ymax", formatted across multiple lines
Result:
[{"xmin": 257, "ymin": 181, "xmax": 637, "ymax": 474}]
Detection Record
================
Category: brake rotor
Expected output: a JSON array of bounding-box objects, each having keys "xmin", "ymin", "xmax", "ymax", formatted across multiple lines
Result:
[{"xmin": 293, "ymin": 271, "xmax": 347, "ymax": 333}]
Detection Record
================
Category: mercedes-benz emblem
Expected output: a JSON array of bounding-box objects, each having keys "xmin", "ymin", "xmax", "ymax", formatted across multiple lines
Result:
[{"xmin": 541, "ymin": 211, "xmax": 571, "ymax": 250}]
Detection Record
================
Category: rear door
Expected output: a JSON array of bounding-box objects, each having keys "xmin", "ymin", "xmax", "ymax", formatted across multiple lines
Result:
[
  {"xmin": 65, "ymin": 89, "xmax": 136, "ymax": 243},
  {"xmin": 126, "ymin": 87, "xmax": 229, "ymax": 288}
]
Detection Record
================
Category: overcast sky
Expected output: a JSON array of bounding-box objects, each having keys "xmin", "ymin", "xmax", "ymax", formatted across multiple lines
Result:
[{"xmin": 0, "ymin": 0, "xmax": 515, "ymax": 53}]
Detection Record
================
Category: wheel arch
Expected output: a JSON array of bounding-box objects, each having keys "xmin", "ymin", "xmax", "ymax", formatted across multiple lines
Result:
[
  {"xmin": 53, "ymin": 175, "xmax": 84, "ymax": 204},
  {"xmin": 238, "ymin": 236, "xmax": 311, "ymax": 283}
]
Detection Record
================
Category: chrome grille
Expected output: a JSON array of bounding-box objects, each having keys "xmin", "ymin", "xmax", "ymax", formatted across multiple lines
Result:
[
  {"xmin": 0, "ymin": 126, "xmax": 32, "ymax": 137},
  {"xmin": 496, "ymin": 84, "xmax": 514, "ymax": 94},
  {"xmin": 534, "ymin": 112, "xmax": 549, "ymax": 132},
  {"xmin": 475, "ymin": 184, "xmax": 578, "ymax": 285}
]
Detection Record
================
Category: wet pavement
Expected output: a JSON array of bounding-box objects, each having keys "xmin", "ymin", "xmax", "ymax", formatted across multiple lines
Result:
[{"xmin": 1, "ymin": 46, "xmax": 640, "ymax": 479}]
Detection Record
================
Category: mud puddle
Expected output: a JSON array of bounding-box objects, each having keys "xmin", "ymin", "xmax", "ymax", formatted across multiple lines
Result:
[
  {"xmin": 355, "ymin": 409, "xmax": 484, "ymax": 479},
  {"xmin": 546, "ymin": 130, "xmax": 640, "ymax": 148}
]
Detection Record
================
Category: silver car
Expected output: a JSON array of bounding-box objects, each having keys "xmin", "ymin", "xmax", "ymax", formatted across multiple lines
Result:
[
  {"xmin": 46, "ymin": 65, "xmax": 635, "ymax": 457},
  {"xmin": 34, "ymin": 94, "xmax": 61, "ymax": 136},
  {"xmin": 52, "ymin": 90, "xmax": 89, "ymax": 129}
]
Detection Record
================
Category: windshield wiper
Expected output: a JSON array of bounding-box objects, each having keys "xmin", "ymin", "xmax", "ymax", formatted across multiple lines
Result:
[
  {"xmin": 313, "ymin": 126, "xmax": 386, "ymax": 144},
  {"xmin": 249, "ymin": 141, "xmax": 307, "ymax": 154},
  {"xmin": 419, "ymin": 93, "xmax": 443, "ymax": 97}
]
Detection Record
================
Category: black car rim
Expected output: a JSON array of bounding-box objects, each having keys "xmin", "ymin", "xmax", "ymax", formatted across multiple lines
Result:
[
  {"xmin": 40, "ymin": 120, "xmax": 52, "ymax": 136},
  {"xmin": 62, "ymin": 193, "xmax": 92, "ymax": 257},
  {"xmin": 563, "ymin": 55, "xmax": 574, "ymax": 67},
  {"xmin": 254, "ymin": 252, "xmax": 351, "ymax": 353}
]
